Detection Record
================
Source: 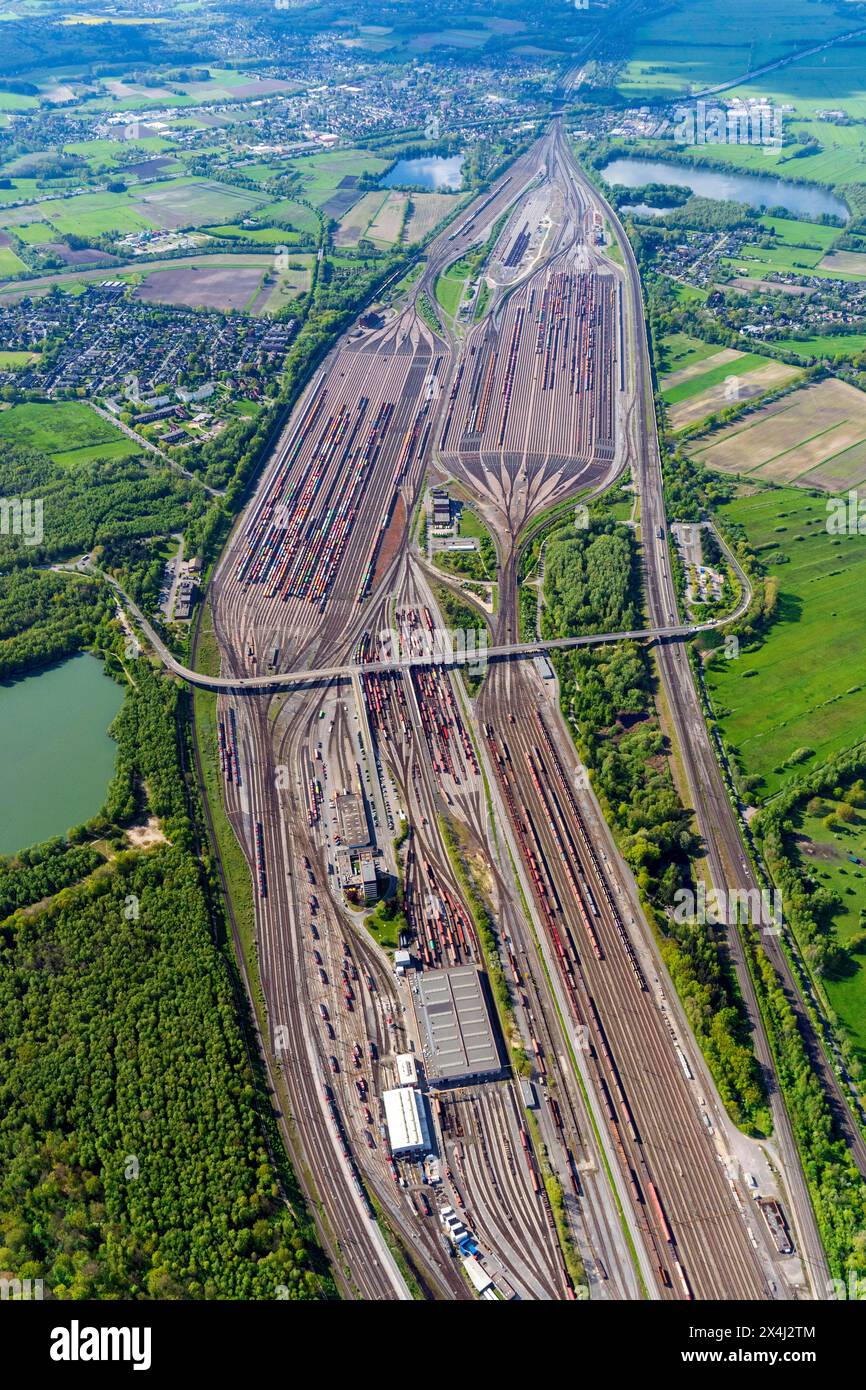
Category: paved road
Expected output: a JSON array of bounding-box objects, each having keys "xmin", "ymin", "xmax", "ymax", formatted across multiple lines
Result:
[{"xmin": 98, "ymin": 565, "xmax": 754, "ymax": 691}]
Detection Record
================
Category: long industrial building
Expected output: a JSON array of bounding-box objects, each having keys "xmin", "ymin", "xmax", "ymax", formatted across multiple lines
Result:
[{"xmin": 413, "ymin": 965, "xmax": 501, "ymax": 1086}]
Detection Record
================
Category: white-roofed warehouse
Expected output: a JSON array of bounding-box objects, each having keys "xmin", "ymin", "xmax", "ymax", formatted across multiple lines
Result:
[{"xmin": 382, "ymin": 1087, "xmax": 431, "ymax": 1155}]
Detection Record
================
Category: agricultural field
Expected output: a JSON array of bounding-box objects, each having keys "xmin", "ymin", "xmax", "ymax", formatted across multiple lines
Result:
[
  {"xmin": 0, "ymin": 246, "xmax": 25, "ymax": 277},
  {"xmin": 0, "ymin": 177, "xmax": 272, "ymax": 243},
  {"xmin": 0, "ymin": 249, "xmax": 312, "ymax": 303},
  {"xmin": 334, "ymin": 191, "xmax": 390, "ymax": 246},
  {"xmin": 285, "ymin": 150, "xmax": 390, "ymax": 212},
  {"xmin": 405, "ymin": 191, "xmax": 462, "ymax": 242},
  {"xmin": 0, "ymin": 188, "xmax": 155, "ymax": 237},
  {"xmin": 718, "ymin": 219, "xmax": 841, "ymax": 279},
  {"xmin": 0, "ymin": 350, "xmax": 38, "ymax": 369},
  {"xmin": 0, "ymin": 179, "xmax": 41, "ymax": 207},
  {"xmin": 134, "ymin": 263, "xmax": 266, "ymax": 312},
  {"xmin": 0, "ymin": 401, "xmax": 141, "ymax": 467},
  {"xmin": 10, "ymin": 222, "xmax": 56, "ymax": 245},
  {"xmin": 58, "ymin": 136, "xmax": 179, "ymax": 173},
  {"xmin": 617, "ymin": 0, "xmax": 858, "ymax": 100},
  {"xmin": 660, "ymin": 343, "xmax": 801, "ymax": 430},
  {"xmin": 69, "ymin": 68, "xmax": 300, "ymax": 114},
  {"xmin": 365, "ymin": 190, "xmax": 407, "ymax": 246},
  {"xmin": 616, "ymin": 20, "xmax": 866, "ymax": 197},
  {"xmin": 720, "ymin": 242, "xmax": 827, "ymax": 278},
  {"xmin": 757, "ymin": 216, "xmax": 839, "ymax": 251},
  {"xmin": 657, "ymin": 332, "xmax": 725, "ymax": 375},
  {"xmin": 705, "ymin": 484, "xmax": 866, "ymax": 797},
  {"xmin": 662, "ymin": 350, "xmax": 781, "ymax": 402},
  {"xmin": 665, "ymin": 278, "xmax": 709, "ymax": 305},
  {"xmin": 248, "ymin": 256, "xmax": 314, "ymax": 314},
  {"xmin": 0, "ymin": 89, "xmax": 38, "ymax": 112},
  {"xmin": 771, "ymin": 334, "xmax": 866, "ymax": 361},
  {"xmin": 816, "ymin": 251, "xmax": 866, "ymax": 280},
  {"xmin": 689, "ymin": 378, "xmax": 866, "ymax": 490},
  {"xmin": 132, "ymin": 178, "xmax": 269, "ymax": 231},
  {"xmin": 254, "ymin": 199, "xmax": 320, "ymax": 236},
  {"xmin": 204, "ymin": 223, "xmax": 301, "ymax": 246},
  {"xmin": 129, "ymin": 251, "xmax": 312, "ymax": 313}
]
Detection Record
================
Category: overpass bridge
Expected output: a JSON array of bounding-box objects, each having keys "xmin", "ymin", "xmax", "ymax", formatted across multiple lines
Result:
[{"xmin": 99, "ymin": 569, "xmax": 712, "ymax": 694}]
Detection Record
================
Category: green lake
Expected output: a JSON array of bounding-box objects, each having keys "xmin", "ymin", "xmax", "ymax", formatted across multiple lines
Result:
[{"xmin": 0, "ymin": 652, "xmax": 124, "ymax": 856}]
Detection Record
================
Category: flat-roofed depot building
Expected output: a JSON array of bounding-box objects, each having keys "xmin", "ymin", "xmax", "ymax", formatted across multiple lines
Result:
[
  {"xmin": 383, "ymin": 1087, "xmax": 431, "ymax": 1155},
  {"xmin": 414, "ymin": 966, "xmax": 501, "ymax": 1086},
  {"xmin": 335, "ymin": 792, "xmax": 368, "ymax": 850}
]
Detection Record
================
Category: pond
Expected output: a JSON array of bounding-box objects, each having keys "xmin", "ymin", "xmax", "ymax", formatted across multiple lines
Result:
[
  {"xmin": 0, "ymin": 652, "xmax": 124, "ymax": 856},
  {"xmin": 601, "ymin": 156, "xmax": 849, "ymax": 222},
  {"xmin": 382, "ymin": 154, "xmax": 464, "ymax": 191}
]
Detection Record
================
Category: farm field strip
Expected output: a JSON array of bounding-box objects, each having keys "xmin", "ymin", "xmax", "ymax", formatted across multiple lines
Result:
[
  {"xmin": 818, "ymin": 250, "xmax": 866, "ymax": 277},
  {"xmin": 690, "ymin": 378, "xmax": 866, "ymax": 486},
  {"xmin": 660, "ymin": 347, "xmax": 745, "ymax": 394},
  {"xmin": 405, "ymin": 191, "xmax": 463, "ymax": 242},
  {"xmin": 667, "ymin": 360, "xmax": 800, "ymax": 430},
  {"xmin": 0, "ymin": 399, "xmax": 140, "ymax": 463}
]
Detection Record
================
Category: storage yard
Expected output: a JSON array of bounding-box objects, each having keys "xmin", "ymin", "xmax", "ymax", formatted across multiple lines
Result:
[
  {"xmin": 192, "ymin": 123, "xmax": 815, "ymax": 1305},
  {"xmin": 439, "ymin": 264, "xmax": 618, "ymax": 496}
]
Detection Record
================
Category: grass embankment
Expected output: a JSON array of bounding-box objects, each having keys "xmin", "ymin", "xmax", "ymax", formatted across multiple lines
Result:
[
  {"xmin": 525, "ymin": 1109, "xmax": 586, "ymax": 1293},
  {"xmin": 431, "ymin": 581, "xmax": 489, "ymax": 697},
  {"xmin": 434, "ymin": 258, "xmax": 469, "ymax": 317},
  {"xmin": 416, "ymin": 290, "xmax": 441, "ymax": 333}
]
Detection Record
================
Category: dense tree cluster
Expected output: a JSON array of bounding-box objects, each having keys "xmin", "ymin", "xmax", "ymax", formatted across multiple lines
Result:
[
  {"xmin": 543, "ymin": 523, "xmax": 638, "ymax": 634},
  {"xmin": 662, "ymin": 195, "xmax": 754, "ymax": 232},
  {"xmin": 663, "ymin": 920, "xmax": 770, "ymax": 1133},
  {"xmin": 99, "ymin": 666, "xmax": 190, "ymax": 837},
  {"xmin": 0, "ymin": 668, "xmax": 331, "ymax": 1299},
  {"xmin": 0, "ymin": 846, "xmax": 325, "ymax": 1298},
  {"xmin": 748, "ymin": 935, "xmax": 866, "ymax": 1277},
  {"xmin": 100, "ymin": 537, "xmax": 168, "ymax": 614},
  {"xmin": 757, "ymin": 750, "xmax": 866, "ymax": 985},
  {"xmin": 0, "ymin": 447, "xmax": 203, "ymax": 569},
  {"xmin": 0, "ymin": 839, "xmax": 102, "ymax": 920},
  {"xmin": 0, "ymin": 569, "xmax": 113, "ymax": 679}
]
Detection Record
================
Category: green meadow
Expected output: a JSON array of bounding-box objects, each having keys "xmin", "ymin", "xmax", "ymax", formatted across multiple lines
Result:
[
  {"xmin": 706, "ymin": 485, "xmax": 866, "ymax": 798},
  {"xmin": 661, "ymin": 351, "xmax": 773, "ymax": 404},
  {"xmin": 0, "ymin": 401, "xmax": 139, "ymax": 465}
]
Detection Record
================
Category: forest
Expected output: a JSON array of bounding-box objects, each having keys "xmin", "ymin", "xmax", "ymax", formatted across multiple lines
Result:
[
  {"xmin": 0, "ymin": 567, "xmax": 114, "ymax": 680},
  {"xmin": 0, "ymin": 666, "xmax": 331, "ymax": 1299},
  {"xmin": 0, "ymin": 446, "xmax": 203, "ymax": 570},
  {"xmin": 0, "ymin": 839, "xmax": 102, "ymax": 920},
  {"xmin": 748, "ymin": 935, "xmax": 866, "ymax": 1278}
]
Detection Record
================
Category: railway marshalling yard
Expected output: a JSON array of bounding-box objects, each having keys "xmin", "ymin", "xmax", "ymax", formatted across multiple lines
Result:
[{"xmin": 198, "ymin": 122, "xmax": 823, "ymax": 1303}]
